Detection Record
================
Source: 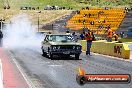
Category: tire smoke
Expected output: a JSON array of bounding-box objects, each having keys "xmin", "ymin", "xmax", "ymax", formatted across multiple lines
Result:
[{"xmin": 3, "ymin": 14, "xmax": 44, "ymax": 48}]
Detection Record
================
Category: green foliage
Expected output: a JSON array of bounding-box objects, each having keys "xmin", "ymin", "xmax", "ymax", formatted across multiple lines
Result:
[{"xmin": 0, "ymin": 0, "xmax": 131, "ymax": 9}]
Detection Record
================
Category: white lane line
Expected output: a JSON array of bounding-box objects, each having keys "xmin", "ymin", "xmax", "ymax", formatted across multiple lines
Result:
[
  {"xmin": 48, "ymin": 65, "xmax": 62, "ymax": 67},
  {"xmin": 82, "ymin": 51, "xmax": 131, "ymax": 62},
  {"xmin": 0, "ymin": 59, "xmax": 3, "ymax": 88},
  {"xmin": 7, "ymin": 51, "xmax": 36, "ymax": 88},
  {"xmin": 92, "ymin": 53, "xmax": 131, "ymax": 62}
]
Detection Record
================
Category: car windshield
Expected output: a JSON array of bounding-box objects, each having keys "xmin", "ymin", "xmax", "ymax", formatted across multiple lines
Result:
[{"xmin": 49, "ymin": 35, "xmax": 74, "ymax": 42}]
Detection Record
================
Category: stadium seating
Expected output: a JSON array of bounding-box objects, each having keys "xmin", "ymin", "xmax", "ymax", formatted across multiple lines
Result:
[{"xmin": 66, "ymin": 8, "xmax": 126, "ymax": 35}]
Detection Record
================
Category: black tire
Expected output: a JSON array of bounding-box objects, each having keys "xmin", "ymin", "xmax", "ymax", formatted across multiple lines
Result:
[
  {"xmin": 42, "ymin": 49, "xmax": 47, "ymax": 57},
  {"xmin": 48, "ymin": 52, "xmax": 53, "ymax": 59},
  {"xmin": 63, "ymin": 55, "xmax": 70, "ymax": 58},
  {"xmin": 75, "ymin": 54, "xmax": 80, "ymax": 60},
  {"xmin": 48, "ymin": 47, "xmax": 53, "ymax": 59}
]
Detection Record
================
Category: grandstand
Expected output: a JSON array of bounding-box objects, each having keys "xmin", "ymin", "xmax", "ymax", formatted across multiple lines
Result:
[{"xmin": 66, "ymin": 8, "xmax": 126, "ymax": 35}]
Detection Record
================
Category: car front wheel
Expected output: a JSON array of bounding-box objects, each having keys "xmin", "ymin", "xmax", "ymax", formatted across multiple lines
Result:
[
  {"xmin": 75, "ymin": 54, "xmax": 80, "ymax": 60},
  {"xmin": 42, "ymin": 48, "xmax": 47, "ymax": 57},
  {"xmin": 48, "ymin": 52, "xmax": 53, "ymax": 59}
]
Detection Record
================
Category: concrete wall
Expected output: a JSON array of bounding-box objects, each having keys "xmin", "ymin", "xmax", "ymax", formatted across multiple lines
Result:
[{"xmin": 79, "ymin": 40, "xmax": 130, "ymax": 59}]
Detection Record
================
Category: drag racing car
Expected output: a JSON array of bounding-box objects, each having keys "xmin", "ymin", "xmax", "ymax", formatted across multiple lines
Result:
[{"xmin": 41, "ymin": 34, "xmax": 82, "ymax": 59}]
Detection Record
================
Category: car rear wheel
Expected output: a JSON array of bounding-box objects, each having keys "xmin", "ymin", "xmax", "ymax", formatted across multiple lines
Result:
[{"xmin": 75, "ymin": 54, "xmax": 80, "ymax": 60}]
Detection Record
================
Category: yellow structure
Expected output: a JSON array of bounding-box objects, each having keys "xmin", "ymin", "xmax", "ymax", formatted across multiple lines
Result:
[
  {"xmin": 79, "ymin": 40, "xmax": 130, "ymax": 59},
  {"xmin": 67, "ymin": 8, "xmax": 126, "ymax": 35}
]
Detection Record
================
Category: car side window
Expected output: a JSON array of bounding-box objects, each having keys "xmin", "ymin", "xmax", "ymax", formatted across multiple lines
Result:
[{"xmin": 44, "ymin": 35, "xmax": 49, "ymax": 42}]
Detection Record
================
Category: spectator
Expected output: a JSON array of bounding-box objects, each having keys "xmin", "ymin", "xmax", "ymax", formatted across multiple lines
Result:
[
  {"xmin": 98, "ymin": 25, "xmax": 104, "ymax": 29},
  {"xmin": 85, "ymin": 30, "xmax": 93, "ymax": 55},
  {"xmin": 4, "ymin": 6, "xmax": 6, "ymax": 9},
  {"xmin": 120, "ymin": 32, "xmax": 124, "ymax": 38},
  {"xmin": 80, "ymin": 31, "xmax": 85, "ymax": 40},
  {"xmin": 25, "ymin": 7, "xmax": 28, "ymax": 10},
  {"xmin": 37, "ymin": 7, "xmax": 39, "ymax": 10},
  {"xmin": 83, "ymin": 19, "xmax": 86, "ymax": 24},
  {"xmin": 98, "ymin": 20, "xmax": 101, "ymax": 23},
  {"xmin": 82, "ymin": 7, "xmax": 85, "ymax": 10},
  {"xmin": 91, "ymin": 32, "xmax": 96, "ymax": 41},
  {"xmin": 7, "ymin": 5, "xmax": 10, "ymax": 9},
  {"xmin": 72, "ymin": 32, "xmax": 78, "ymax": 42},
  {"xmin": 86, "ymin": 7, "xmax": 89, "ymax": 10},
  {"xmin": 78, "ymin": 19, "xmax": 81, "ymax": 23},
  {"xmin": 103, "ymin": 19, "xmax": 106, "ymax": 23},
  {"xmin": 125, "ymin": 7, "xmax": 129, "ymax": 12},
  {"xmin": 90, "ymin": 21, "xmax": 94, "ymax": 25},
  {"xmin": 105, "ymin": 7, "xmax": 109, "ymax": 10},
  {"xmin": 62, "ymin": 7, "xmax": 66, "ymax": 10},
  {"xmin": 32, "ymin": 7, "xmax": 35, "ymax": 10},
  {"xmin": 84, "ymin": 14, "xmax": 87, "ymax": 17},
  {"xmin": 88, "ymin": 13, "xmax": 91, "ymax": 17},
  {"xmin": 113, "ymin": 33, "xmax": 118, "ymax": 41},
  {"xmin": 29, "ymin": 7, "xmax": 32, "ymax": 10},
  {"xmin": 106, "ymin": 26, "xmax": 113, "ymax": 42},
  {"xmin": 76, "ymin": 10, "xmax": 80, "ymax": 14}
]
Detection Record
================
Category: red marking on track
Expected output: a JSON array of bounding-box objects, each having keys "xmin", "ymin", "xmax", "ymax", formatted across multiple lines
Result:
[{"xmin": 0, "ymin": 48, "xmax": 29, "ymax": 88}]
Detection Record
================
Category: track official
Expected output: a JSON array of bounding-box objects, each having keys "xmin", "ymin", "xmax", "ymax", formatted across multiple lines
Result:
[
  {"xmin": 107, "ymin": 27, "xmax": 113, "ymax": 42},
  {"xmin": 85, "ymin": 31, "xmax": 93, "ymax": 56}
]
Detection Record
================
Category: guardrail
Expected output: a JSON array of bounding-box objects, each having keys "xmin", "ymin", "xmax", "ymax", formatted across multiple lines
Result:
[{"xmin": 79, "ymin": 40, "xmax": 130, "ymax": 59}]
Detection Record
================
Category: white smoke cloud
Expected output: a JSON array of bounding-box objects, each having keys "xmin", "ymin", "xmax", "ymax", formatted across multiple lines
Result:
[{"xmin": 3, "ymin": 14, "xmax": 44, "ymax": 48}]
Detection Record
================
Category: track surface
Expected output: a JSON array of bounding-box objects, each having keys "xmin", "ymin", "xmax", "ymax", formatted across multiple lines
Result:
[{"xmin": 4, "ymin": 45, "xmax": 132, "ymax": 88}]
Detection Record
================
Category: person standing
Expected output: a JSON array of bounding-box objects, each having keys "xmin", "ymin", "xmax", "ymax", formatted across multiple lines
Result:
[
  {"xmin": 72, "ymin": 32, "xmax": 78, "ymax": 42},
  {"xmin": 80, "ymin": 31, "xmax": 85, "ymax": 40},
  {"xmin": 120, "ymin": 32, "xmax": 124, "ymax": 38},
  {"xmin": 107, "ymin": 26, "xmax": 113, "ymax": 42},
  {"xmin": 0, "ymin": 30, "xmax": 3, "ymax": 47},
  {"xmin": 85, "ymin": 30, "xmax": 92, "ymax": 55},
  {"xmin": 91, "ymin": 32, "xmax": 96, "ymax": 41},
  {"xmin": 113, "ymin": 33, "xmax": 118, "ymax": 41}
]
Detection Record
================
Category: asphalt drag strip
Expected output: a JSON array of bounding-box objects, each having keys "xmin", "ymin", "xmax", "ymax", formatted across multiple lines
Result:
[
  {"xmin": 0, "ymin": 48, "xmax": 29, "ymax": 88},
  {"xmin": 4, "ymin": 47, "xmax": 132, "ymax": 88}
]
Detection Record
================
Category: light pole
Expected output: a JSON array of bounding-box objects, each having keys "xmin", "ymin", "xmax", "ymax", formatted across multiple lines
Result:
[
  {"xmin": 0, "ymin": 19, "xmax": 5, "ymax": 31},
  {"xmin": 38, "ymin": 11, "xmax": 41, "ymax": 32}
]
